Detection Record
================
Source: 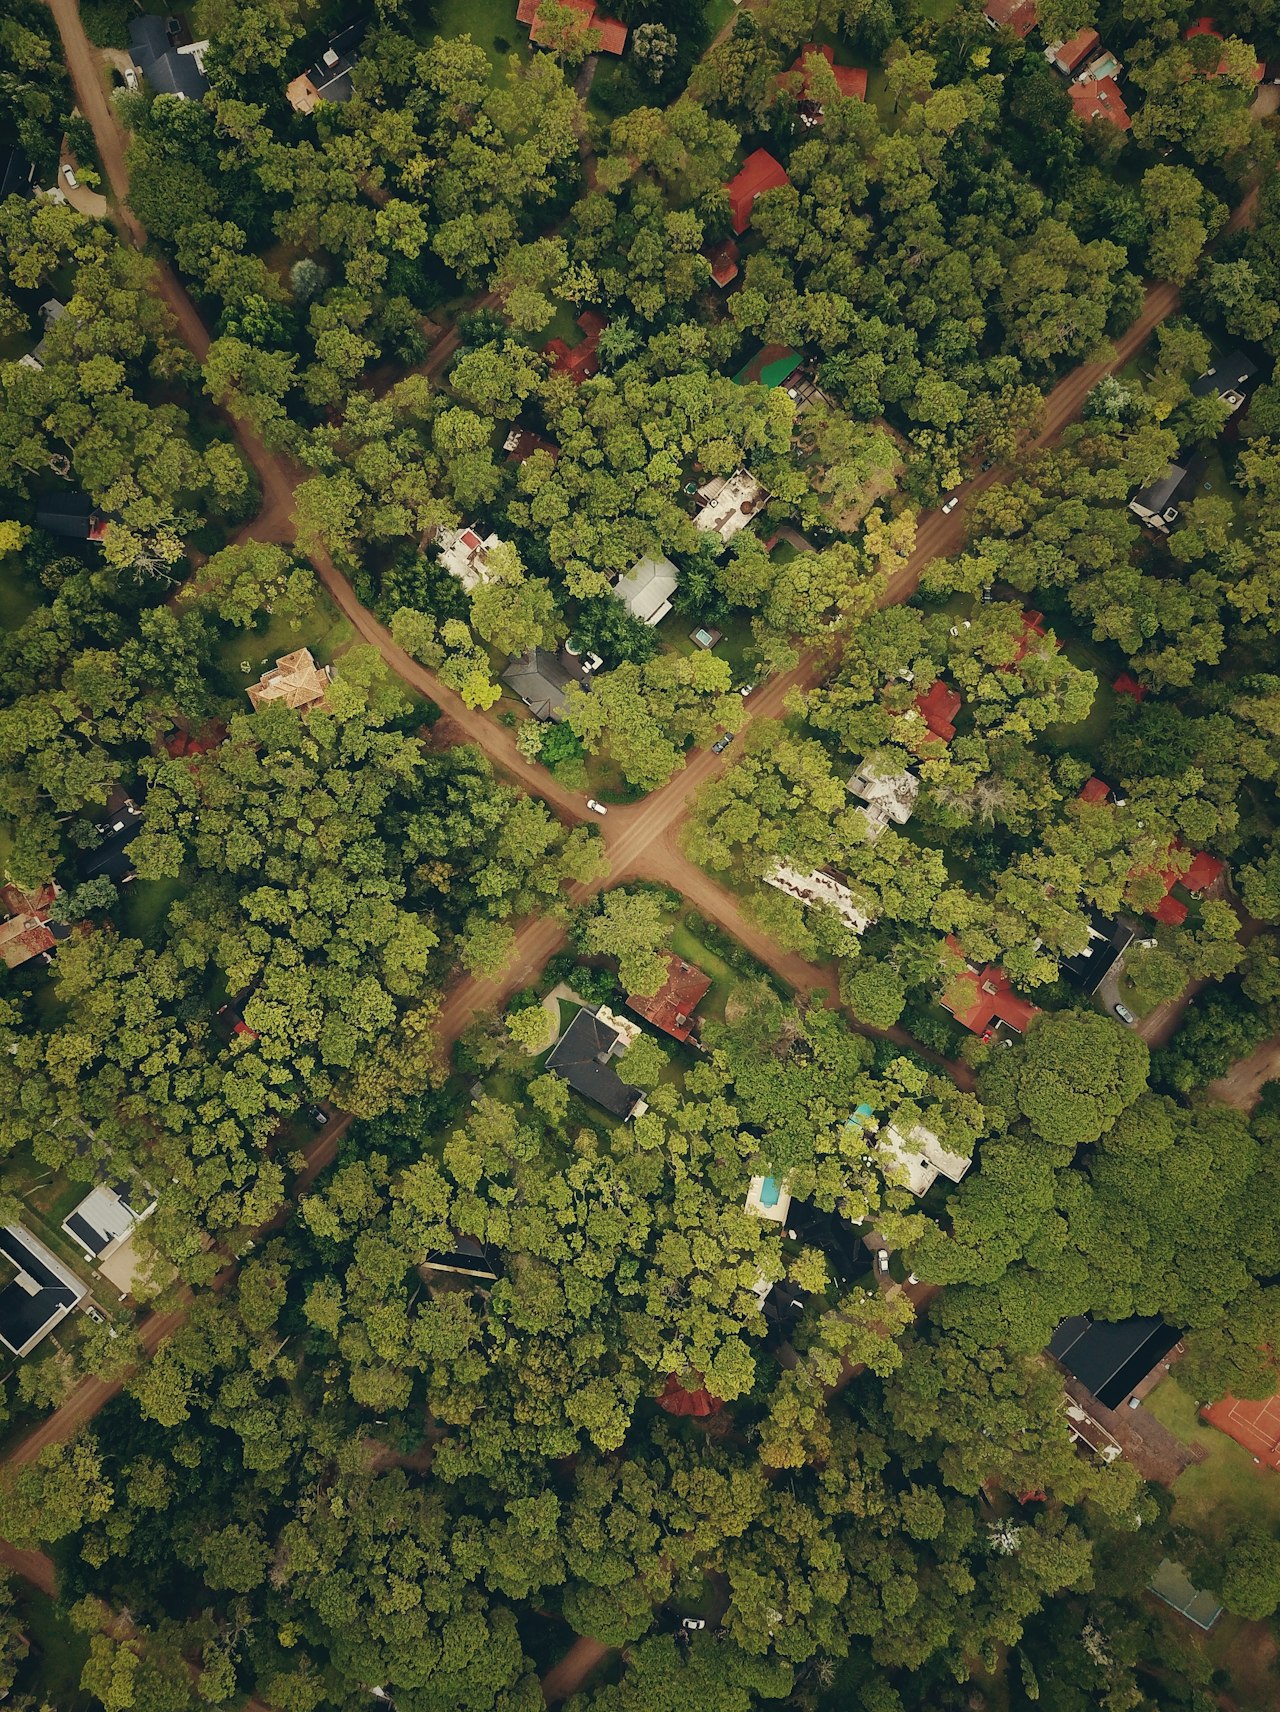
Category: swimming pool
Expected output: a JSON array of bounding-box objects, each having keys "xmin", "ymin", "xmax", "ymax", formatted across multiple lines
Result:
[{"xmin": 759, "ymin": 1176, "xmax": 782, "ymax": 1208}]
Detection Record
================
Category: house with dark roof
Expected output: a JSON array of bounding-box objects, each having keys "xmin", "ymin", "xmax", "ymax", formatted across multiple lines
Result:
[
  {"xmin": 1191, "ymin": 350, "xmax": 1258, "ymax": 413},
  {"xmin": 421, "ymin": 1234, "xmax": 502, "ymax": 1285},
  {"xmin": 1129, "ymin": 462, "xmax": 1191, "ymax": 532},
  {"xmin": 724, "ymin": 149, "xmax": 790, "ymax": 236},
  {"xmin": 35, "ymin": 491, "xmax": 108, "ymax": 543},
  {"xmin": 545, "ymin": 1006, "xmax": 647, "ymax": 1120},
  {"xmin": 0, "ymin": 149, "xmax": 35, "ymax": 202},
  {"xmin": 1048, "ymin": 1314, "xmax": 1180, "ymax": 1411},
  {"xmin": 286, "ymin": 17, "xmax": 367, "ymax": 110},
  {"xmin": 78, "ymin": 798, "xmax": 144, "ymax": 885},
  {"xmin": 503, "ymin": 646, "xmax": 574, "ymax": 721},
  {"xmin": 626, "ymin": 954, "xmax": 711, "ymax": 1043},
  {"xmin": 0, "ymin": 1226, "xmax": 87, "ymax": 1357},
  {"xmin": 62, "ymin": 1181, "xmax": 155, "ymax": 1263},
  {"xmin": 129, "ymin": 15, "xmax": 210, "ymax": 99},
  {"xmin": 1061, "ymin": 907, "xmax": 1135, "ymax": 996}
]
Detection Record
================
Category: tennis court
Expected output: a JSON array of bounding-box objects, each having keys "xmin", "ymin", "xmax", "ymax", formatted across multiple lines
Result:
[{"xmin": 1202, "ymin": 1392, "xmax": 1280, "ymax": 1470}]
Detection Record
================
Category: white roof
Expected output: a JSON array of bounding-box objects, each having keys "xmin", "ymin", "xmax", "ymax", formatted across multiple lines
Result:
[
  {"xmin": 847, "ymin": 763, "xmax": 919, "ymax": 841},
  {"xmin": 879, "ymin": 1119, "xmax": 972, "ymax": 1198},
  {"xmin": 764, "ymin": 863, "xmax": 874, "ymax": 934},
  {"xmin": 613, "ymin": 555, "xmax": 678, "ymax": 626},
  {"xmin": 745, "ymin": 1175, "xmax": 792, "ymax": 1223},
  {"xmin": 62, "ymin": 1182, "xmax": 152, "ymax": 1259},
  {"xmin": 694, "ymin": 469, "xmax": 769, "ymax": 545},
  {"xmin": 436, "ymin": 526, "xmax": 505, "ymax": 592}
]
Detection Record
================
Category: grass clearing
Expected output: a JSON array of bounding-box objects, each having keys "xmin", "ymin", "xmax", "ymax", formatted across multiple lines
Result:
[
  {"xmin": 1144, "ymin": 1377, "xmax": 1280, "ymax": 1540},
  {"xmin": 208, "ymin": 589, "xmax": 353, "ymax": 706},
  {"xmin": 18, "ymin": 1587, "xmax": 92, "ymax": 1710},
  {"xmin": 429, "ymin": 0, "xmax": 530, "ymax": 75}
]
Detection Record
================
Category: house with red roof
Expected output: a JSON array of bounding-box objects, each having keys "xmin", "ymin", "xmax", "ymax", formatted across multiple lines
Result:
[
  {"xmin": 1128, "ymin": 844, "xmax": 1226, "ymax": 926},
  {"xmin": 913, "ymin": 679, "xmax": 962, "ymax": 743},
  {"xmin": 1049, "ymin": 28, "xmax": 1100, "ymax": 74},
  {"xmin": 658, "ymin": 1372, "xmax": 724, "ymax": 1417},
  {"xmin": 544, "ymin": 309, "xmax": 606, "ymax": 384},
  {"xmin": 1113, "ymin": 673, "xmax": 1148, "ymax": 702},
  {"xmin": 984, "ymin": 0, "xmax": 1037, "ymax": 37},
  {"xmin": 725, "ymin": 148, "xmax": 790, "ymax": 236},
  {"xmin": 1001, "ymin": 609, "xmax": 1058, "ymax": 671},
  {"xmin": 626, "ymin": 954, "xmax": 712, "ymax": 1043},
  {"xmin": 1077, "ymin": 777, "xmax": 1114, "ymax": 806},
  {"xmin": 1070, "ymin": 76, "xmax": 1131, "ymax": 129},
  {"xmin": 941, "ymin": 938, "xmax": 1040, "ymax": 1038},
  {"xmin": 0, "ymin": 882, "xmax": 63, "ymax": 971},
  {"xmin": 777, "ymin": 43, "xmax": 867, "ymax": 126},
  {"xmin": 704, "ymin": 237, "xmax": 740, "ymax": 288},
  {"xmin": 1184, "ymin": 17, "xmax": 1264, "ymax": 79},
  {"xmin": 516, "ymin": 0, "xmax": 627, "ymax": 55}
]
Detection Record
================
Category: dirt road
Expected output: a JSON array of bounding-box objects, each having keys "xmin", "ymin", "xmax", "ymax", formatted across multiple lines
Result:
[
  {"xmin": 1207, "ymin": 1033, "xmax": 1280, "ymax": 1113},
  {"xmin": 541, "ymin": 1633, "xmax": 615, "ymax": 1705}
]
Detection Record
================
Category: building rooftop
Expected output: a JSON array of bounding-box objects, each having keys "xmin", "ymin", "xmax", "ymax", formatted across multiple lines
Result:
[
  {"xmin": 435, "ymin": 526, "xmax": 505, "ymax": 592},
  {"xmin": 0, "ymin": 882, "xmax": 62, "ymax": 970},
  {"xmin": 1060, "ymin": 907, "xmax": 1134, "ymax": 995},
  {"xmin": 517, "ymin": 0, "xmax": 628, "ymax": 54},
  {"xmin": 626, "ymin": 953, "xmax": 712, "ymax": 1042},
  {"xmin": 613, "ymin": 554, "xmax": 678, "ymax": 627},
  {"xmin": 62, "ymin": 1181, "xmax": 153, "ymax": 1261},
  {"xmin": 1048, "ymin": 1314, "xmax": 1180, "ymax": 1411},
  {"xmin": 129, "ymin": 16, "xmax": 209, "ymax": 100},
  {"xmin": 0, "ymin": 1225, "xmax": 87, "ymax": 1357},
  {"xmin": 777, "ymin": 42, "xmax": 868, "ymax": 118},
  {"xmin": 1191, "ymin": 350, "xmax": 1258, "ymax": 408},
  {"xmin": 725, "ymin": 148, "xmax": 790, "ymax": 235},
  {"xmin": 1069, "ymin": 75, "xmax": 1131, "ymax": 129},
  {"xmin": 502, "ymin": 646, "xmax": 574, "ymax": 722},
  {"xmin": 847, "ymin": 761, "xmax": 919, "ymax": 841},
  {"xmin": 544, "ymin": 309, "xmax": 606, "ymax": 383},
  {"xmin": 984, "ymin": 0, "xmax": 1038, "ymax": 35},
  {"xmin": 693, "ymin": 469, "xmax": 769, "ymax": 546},
  {"xmin": 879, "ymin": 1119, "xmax": 972, "ymax": 1198},
  {"xmin": 1048, "ymin": 28, "xmax": 1100, "ymax": 73},
  {"xmin": 913, "ymin": 679, "xmax": 962, "ymax": 743},
  {"xmin": 941, "ymin": 938, "xmax": 1039, "ymax": 1036},
  {"xmin": 247, "ymin": 648, "xmax": 332, "ymax": 713},
  {"xmin": 705, "ymin": 238, "xmax": 740, "ymax": 288},
  {"xmin": 545, "ymin": 1006, "xmax": 646, "ymax": 1119},
  {"xmin": 764, "ymin": 864, "xmax": 874, "ymax": 935}
]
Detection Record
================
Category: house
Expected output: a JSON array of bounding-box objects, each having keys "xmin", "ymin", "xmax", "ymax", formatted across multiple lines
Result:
[
  {"xmin": 783, "ymin": 1198, "xmax": 871, "ymax": 1286},
  {"xmin": 18, "ymin": 298, "xmax": 66, "ymax": 371},
  {"xmin": 503, "ymin": 427, "xmax": 558, "ymax": 463},
  {"xmin": 0, "ymin": 1226, "xmax": 87, "ymax": 1357},
  {"xmin": 247, "ymin": 648, "xmax": 332, "ymax": 713},
  {"xmin": 1006, "ymin": 609, "xmax": 1055, "ymax": 668},
  {"xmin": 1129, "ymin": 462, "xmax": 1190, "ymax": 532},
  {"xmin": 502, "ymin": 646, "xmax": 574, "ymax": 721},
  {"xmin": 776, "ymin": 43, "xmax": 868, "ymax": 126},
  {"xmin": 35, "ymin": 491, "xmax": 108, "ymax": 543},
  {"xmin": 764, "ymin": 864, "xmax": 874, "ymax": 935},
  {"xmin": 516, "ymin": 0, "xmax": 628, "ymax": 55},
  {"xmin": 984, "ymin": 0, "xmax": 1037, "ymax": 36},
  {"xmin": 0, "ymin": 148, "xmax": 35, "ymax": 202},
  {"xmin": 733, "ymin": 344, "xmax": 804, "ymax": 390},
  {"xmin": 878, "ymin": 1118, "xmax": 972, "ymax": 1198},
  {"xmin": 129, "ymin": 15, "xmax": 210, "ymax": 100},
  {"xmin": 1128, "ymin": 844, "xmax": 1225, "ymax": 926},
  {"xmin": 911, "ymin": 679, "xmax": 962, "ymax": 743},
  {"xmin": 1191, "ymin": 350, "xmax": 1258, "ymax": 412},
  {"xmin": 613, "ymin": 554, "xmax": 678, "ymax": 626},
  {"xmin": 62, "ymin": 1181, "xmax": 155, "ymax": 1267},
  {"xmin": 545, "ymin": 309, "xmax": 606, "ymax": 383},
  {"xmin": 745, "ymin": 1174, "xmax": 792, "ymax": 1223},
  {"xmin": 1047, "ymin": 1313, "xmax": 1180, "ymax": 1411},
  {"xmin": 693, "ymin": 469, "xmax": 769, "ymax": 547},
  {"xmin": 941, "ymin": 938, "xmax": 1039, "ymax": 1038},
  {"xmin": 420, "ymin": 1234, "xmax": 502, "ymax": 1285},
  {"xmin": 1077, "ymin": 776, "xmax": 1116, "ymax": 806},
  {"xmin": 704, "ymin": 238, "xmax": 740, "ymax": 288},
  {"xmin": 658, "ymin": 1372, "xmax": 724, "ymax": 1417},
  {"xmin": 626, "ymin": 953, "xmax": 711, "ymax": 1043},
  {"xmin": 0, "ymin": 881, "xmax": 66, "ymax": 971},
  {"xmin": 1060, "ymin": 907, "xmax": 1135, "ymax": 995},
  {"xmin": 435, "ymin": 526, "xmax": 506, "ymax": 592},
  {"xmin": 847, "ymin": 761, "xmax": 918, "ymax": 842},
  {"xmin": 545, "ymin": 1005, "xmax": 647, "ymax": 1120},
  {"xmin": 285, "ymin": 19, "xmax": 366, "ymax": 111},
  {"xmin": 724, "ymin": 148, "xmax": 790, "ymax": 235},
  {"xmin": 78, "ymin": 797, "xmax": 145, "ymax": 886},
  {"xmin": 1184, "ymin": 17, "xmax": 1264, "ymax": 81},
  {"xmin": 1046, "ymin": 28, "xmax": 1100, "ymax": 74},
  {"xmin": 1069, "ymin": 76, "xmax": 1131, "ymax": 129}
]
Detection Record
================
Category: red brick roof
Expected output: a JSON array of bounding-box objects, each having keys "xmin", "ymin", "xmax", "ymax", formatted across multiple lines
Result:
[
  {"xmin": 1185, "ymin": 18, "xmax": 1265, "ymax": 77},
  {"xmin": 1053, "ymin": 27, "xmax": 1100, "ymax": 72},
  {"xmin": 941, "ymin": 940, "xmax": 1040, "ymax": 1036},
  {"xmin": 545, "ymin": 309, "xmax": 606, "ymax": 383},
  {"xmin": 1152, "ymin": 895, "xmax": 1188, "ymax": 925},
  {"xmin": 1070, "ymin": 76, "xmax": 1131, "ymax": 130},
  {"xmin": 914, "ymin": 679, "xmax": 962, "ymax": 742},
  {"xmin": 1078, "ymin": 777, "xmax": 1111, "ymax": 805},
  {"xmin": 1113, "ymin": 672, "xmax": 1148, "ymax": 702},
  {"xmin": 985, "ymin": 0, "xmax": 1038, "ymax": 36},
  {"xmin": 626, "ymin": 954, "xmax": 712, "ymax": 1043},
  {"xmin": 725, "ymin": 148, "xmax": 790, "ymax": 236},
  {"xmin": 1128, "ymin": 843, "xmax": 1224, "ymax": 922},
  {"xmin": 1182, "ymin": 850, "xmax": 1225, "ymax": 893},
  {"xmin": 705, "ymin": 237, "xmax": 740, "ymax": 287},
  {"xmin": 778, "ymin": 43, "xmax": 868, "ymax": 104},
  {"xmin": 658, "ymin": 1373, "xmax": 724, "ymax": 1417},
  {"xmin": 520, "ymin": 0, "xmax": 628, "ymax": 54},
  {"xmin": 1003, "ymin": 609, "xmax": 1054, "ymax": 670}
]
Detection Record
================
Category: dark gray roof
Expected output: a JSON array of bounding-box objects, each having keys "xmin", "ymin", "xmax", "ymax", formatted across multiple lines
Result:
[
  {"xmin": 546, "ymin": 1008, "xmax": 642, "ymax": 1119},
  {"xmin": 130, "ymin": 16, "xmax": 208, "ymax": 98},
  {"xmin": 502, "ymin": 647, "xmax": 573, "ymax": 721},
  {"xmin": 0, "ymin": 1226, "xmax": 84, "ymax": 1356},
  {"xmin": 1061, "ymin": 908, "xmax": 1134, "ymax": 995},
  {"xmin": 1048, "ymin": 1314, "xmax": 1180, "ymax": 1410},
  {"xmin": 1191, "ymin": 350, "xmax": 1258, "ymax": 400},
  {"xmin": 36, "ymin": 492, "xmax": 96, "ymax": 538},
  {"xmin": 78, "ymin": 804, "xmax": 144, "ymax": 884},
  {"xmin": 0, "ymin": 149, "xmax": 35, "ymax": 201},
  {"xmin": 1130, "ymin": 463, "xmax": 1188, "ymax": 516}
]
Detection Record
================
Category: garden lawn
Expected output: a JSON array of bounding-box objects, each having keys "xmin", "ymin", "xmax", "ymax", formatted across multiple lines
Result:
[
  {"xmin": 429, "ymin": 0, "xmax": 530, "ymax": 73},
  {"xmin": 1143, "ymin": 1377, "xmax": 1280, "ymax": 1540},
  {"xmin": 18, "ymin": 1588, "xmax": 92, "ymax": 1710},
  {"xmin": 208, "ymin": 590, "xmax": 353, "ymax": 706}
]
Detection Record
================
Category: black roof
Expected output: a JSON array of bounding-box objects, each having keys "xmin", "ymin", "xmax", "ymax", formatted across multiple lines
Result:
[
  {"xmin": 545, "ymin": 1008, "xmax": 642, "ymax": 1119},
  {"xmin": 1191, "ymin": 350, "xmax": 1258, "ymax": 399},
  {"xmin": 1061, "ymin": 908, "xmax": 1134, "ymax": 995},
  {"xmin": 0, "ymin": 1227, "xmax": 82, "ymax": 1356},
  {"xmin": 65, "ymin": 1210, "xmax": 110, "ymax": 1256},
  {"xmin": 78, "ymin": 803, "xmax": 144, "ymax": 884},
  {"xmin": 129, "ymin": 16, "xmax": 208, "ymax": 98},
  {"xmin": 1048, "ymin": 1314, "xmax": 1180, "ymax": 1410},
  {"xmin": 0, "ymin": 149, "xmax": 35, "ymax": 201},
  {"xmin": 502, "ymin": 647, "xmax": 573, "ymax": 721},
  {"xmin": 36, "ymin": 492, "xmax": 96, "ymax": 538},
  {"xmin": 422, "ymin": 1234, "xmax": 502, "ymax": 1281},
  {"xmin": 784, "ymin": 1199, "xmax": 870, "ymax": 1287}
]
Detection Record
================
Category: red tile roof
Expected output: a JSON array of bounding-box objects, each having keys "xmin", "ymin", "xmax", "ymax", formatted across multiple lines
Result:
[
  {"xmin": 1052, "ymin": 27, "xmax": 1100, "ymax": 72},
  {"xmin": 985, "ymin": 0, "xmax": 1038, "ymax": 37},
  {"xmin": 941, "ymin": 941, "xmax": 1040, "ymax": 1036},
  {"xmin": 1078, "ymin": 777, "xmax": 1111, "ymax": 805},
  {"xmin": 1184, "ymin": 17, "xmax": 1264, "ymax": 77},
  {"xmin": 1152, "ymin": 895, "xmax": 1188, "ymax": 926},
  {"xmin": 1004, "ymin": 609, "xmax": 1053, "ymax": 669},
  {"xmin": 1070, "ymin": 76, "xmax": 1131, "ymax": 130},
  {"xmin": 1113, "ymin": 672, "xmax": 1148, "ymax": 702},
  {"xmin": 627, "ymin": 954, "xmax": 712, "ymax": 1043},
  {"xmin": 1182, "ymin": 851, "xmax": 1225, "ymax": 893},
  {"xmin": 595, "ymin": 16, "xmax": 628, "ymax": 53},
  {"xmin": 914, "ymin": 679, "xmax": 962, "ymax": 742},
  {"xmin": 1128, "ymin": 843, "xmax": 1224, "ymax": 921},
  {"xmin": 545, "ymin": 309, "xmax": 606, "ymax": 383},
  {"xmin": 778, "ymin": 43, "xmax": 868, "ymax": 105},
  {"xmin": 705, "ymin": 237, "xmax": 740, "ymax": 287},
  {"xmin": 725, "ymin": 148, "xmax": 790, "ymax": 236},
  {"xmin": 658, "ymin": 1373, "xmax": 724, "ymax": 1417},
  {"xmin": 521, "ymin": 0, "xmax": 628, "ymax": 54}
]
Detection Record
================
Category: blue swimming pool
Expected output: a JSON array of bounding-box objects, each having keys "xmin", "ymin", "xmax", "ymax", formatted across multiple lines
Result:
[{"xmin": 759, "ymin": 1176, "xmax": 782, "ymax": 1208}]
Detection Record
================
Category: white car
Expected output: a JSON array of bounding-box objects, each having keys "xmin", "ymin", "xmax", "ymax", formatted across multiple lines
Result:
[
  {"xmin": 681, "ymin": 1618, "xmax": 706, "ymax": 1632},
  {"xmin": 62, "ymin": 164, "xmax": 78, "ymax": 189},
  {"xmin": 1115, "ymin": 1003, "xmax": 1137, "ymax": 1025},
  {"xmin": 123, "ymin": 66, "xmax": 138, "ymax": 89},
  {"xmin": 738, "ymin": 683, "xmax": 756, "ymax": 698},
  {"xmin": 941, "ymin": 495, "xmax": 960, "ymax": 514},
  {"xmin": 876, "ymin": 1249, "xmax": 889, "ymax": 1274},
  {"xmin": 585, "ymin": 798, "xmax": 607, "ymax": 816}
]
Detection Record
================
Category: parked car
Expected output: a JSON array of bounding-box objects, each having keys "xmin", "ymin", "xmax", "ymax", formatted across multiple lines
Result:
[
  {"xmin": 122, "ymin": 66, "xmax": 138, "ymax": 89},
  {"xmin": 585, "ymin": 798, "xmax": 608, "ymax": 816},
  {"xmin": 62, "ymin": 164, "xmax": 78, "ymax": 188},
  {"xmin": 681, "ymin": 1618, "xmax": 706, "ymax": 1632},
  {"xmin": 84, "ymin": 1304, "xmax": 105, "ymax": 1325},
  {"xmin": 876, "ymin": 1248, "xmax": 889, "ymax": 1274},
  {"xmin": 1115, "ymin": 1003, "xmax": 1137, "ymax": 1025},
  {"xmin": 941, "ymin": 495, "xmax": 960, "ymax": 514},
  {"xmin": 711, "ymin": 734, "xmax": 734, "ymax": 754},
  {"xmin": 304, "ymin": 1104, "xmax": 328, "ymax": 1130},
  {"xmin": 738, "ymin": 683, "xmax": 756, "ymax": 698}
]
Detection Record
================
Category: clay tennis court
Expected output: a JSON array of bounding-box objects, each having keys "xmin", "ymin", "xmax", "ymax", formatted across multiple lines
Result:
[{"xmin": 1201, "ymin": 1393, "xmax": 1280, "ymax": 1469}]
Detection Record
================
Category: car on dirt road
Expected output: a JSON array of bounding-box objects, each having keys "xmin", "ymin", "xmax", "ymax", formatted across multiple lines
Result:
[
  {"xmin": 711, "ymin": 734, "xmax": 734, "ymax": 754},
  {"xmin": 585, "ymin": 798, "xmax": 607, "ymax": 816},
  {"xmin": 62, "ymin": 164, "xmax": 78, "ymax": 189},
  {"xmin": 1114, "ymin": 1003, "xmax": 1137, "ymax": 1025},
  {"xmin": 876, "ymin": 1248, "xmax": 890, "ymax": 1274},
  {"xmin": 941, "ymin": 494, "xmax": 960, "ymax": 514}
]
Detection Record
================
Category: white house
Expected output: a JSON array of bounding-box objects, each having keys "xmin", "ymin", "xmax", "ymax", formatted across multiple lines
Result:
[
  {"xmin": 878, "ymin": 1119, "xmax": 972, "ymax": 1198},
  {"xmin": 847, "ymin": 762, "xmax": 919, "ymax": 842},
  {"xmin": 764, "ymin": 863, "xmax": 874, "ymax": 935},
  {"xmin": 613, "ymin": 554, "xmax": 679, "ymax": 626},
  {"xmin": 693, "ymin": 469, "xmax": 769, "ymax": 547},
  {"xmin": 436, "ymin": 526, "xmax": 507, "ymax": 592}
]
